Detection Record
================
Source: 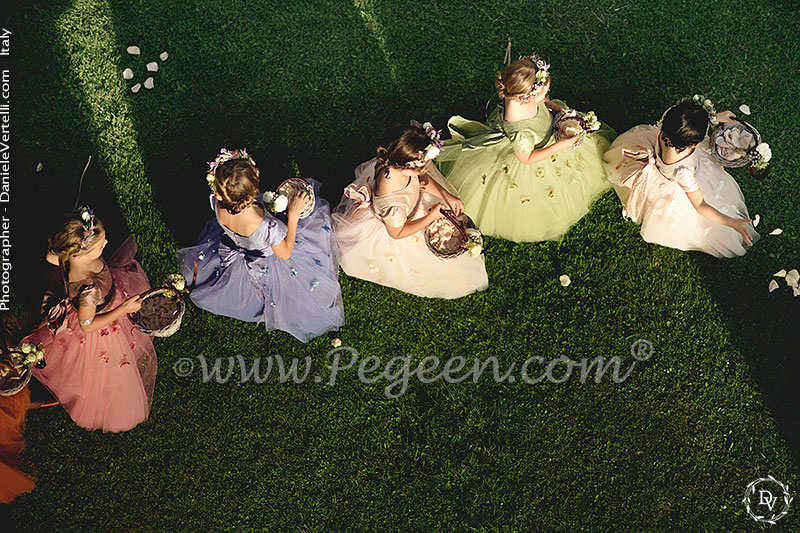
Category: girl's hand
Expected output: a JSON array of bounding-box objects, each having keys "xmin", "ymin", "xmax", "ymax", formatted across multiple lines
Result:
[
  {"xmin": 555, "ymin": 134, "xmax": 581, "ymax": 151},
  {"xmin": 427, "ymin": 203, "xmax": 445, "ymax": 220},
  {"xmin": 730, "ymin": 218, "xmax": 754, "ymax": 246},
  {"xmin": 120, "ymin": 295, "xmax": 143, "ymax": 314},
  {"xmin": 288, "ymin": 191, "xmax": 312, "ymax": 218},
  {"xmin": 446, "ymin": 195, "xmax": 464, "ymax": 217},
  {"xmin": 715, "ymin": 110, "xmax": 737, "ymax": 124}
]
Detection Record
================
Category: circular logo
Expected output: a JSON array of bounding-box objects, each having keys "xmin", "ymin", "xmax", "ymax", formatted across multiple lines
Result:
[{"xmin": 743, "ymin": 476, "xmax": 793, "ymax": 524}]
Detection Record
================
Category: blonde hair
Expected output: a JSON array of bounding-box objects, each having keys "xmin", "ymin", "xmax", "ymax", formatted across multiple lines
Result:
[
  {"xmin": 375, "ymin": 124, "xmax": 430, "ymax": 174},
  {"xmin": 496, "ymin": 58, "xmax": 548, "ymax": 100},
  {"xmin": 214, "ymin": 159, "xmax": 260, "ymax": 214},
  {"xmin": 48, "ymin": 213, "xmax": 105, "ymax": 261}
]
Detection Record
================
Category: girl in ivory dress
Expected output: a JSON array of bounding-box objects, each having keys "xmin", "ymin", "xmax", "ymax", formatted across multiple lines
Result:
[
  {"xmin": 603, "ymin": 98, "xmax": 759, "ymax": 257},
  {"xmin": 332, "ymin": 123, "xmax": 488, "ymax": 298}
]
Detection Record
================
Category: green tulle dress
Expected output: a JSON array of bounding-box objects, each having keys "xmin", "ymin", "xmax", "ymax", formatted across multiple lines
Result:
[{"xmin": 436, "ymin": 101, "xmax": 616, "ymax": 242}]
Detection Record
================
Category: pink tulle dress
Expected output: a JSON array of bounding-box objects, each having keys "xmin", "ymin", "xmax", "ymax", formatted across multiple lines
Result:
[{"xmin": 23, "ymin": 237, "xmax": 157, "ymax": 433}]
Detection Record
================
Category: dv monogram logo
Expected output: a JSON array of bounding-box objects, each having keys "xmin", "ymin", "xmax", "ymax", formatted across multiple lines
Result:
[{"xmin": 743, "ymin": 476, "xmax": 793, "ymax": 525}]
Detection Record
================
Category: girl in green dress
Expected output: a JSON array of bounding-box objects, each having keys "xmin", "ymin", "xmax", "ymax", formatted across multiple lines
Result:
[{"xmin": 437, "ymin": 54, "xmax": 615, "ymax": 242}]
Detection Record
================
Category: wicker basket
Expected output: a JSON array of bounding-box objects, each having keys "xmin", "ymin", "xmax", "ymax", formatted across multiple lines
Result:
[
  {"xmin": 424, "ymin": 209, "xmax": 483, "ymax": 259},
  {"xmin": 276, "ymin": 178, "xmax": 315, "ymax": 218},
  {"xmin": 552, "ymin": 110, "xmax": 588, "ymax": 151},
  {"xmin": 129, "ymin": 287, "xmax": 185, "ymax": 337},
  {"xmin": 709, "ymin": 118, "xmax": 761, "ymax": 168},
  {"xmin": 0, "ymin": 353, "xmax": 33, "ymax": 397}
]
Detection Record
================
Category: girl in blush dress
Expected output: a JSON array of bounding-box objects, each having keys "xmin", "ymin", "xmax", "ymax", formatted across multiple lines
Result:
[
  {"xmin": 176, "ymin": 149, "xmax": 344, "ymax": 342},
  {"xmin": 23, "ymin": 208, "xmax": 157, "ymax": 433},
  {"xmin": 603, "ymin": 98, "xmax": 759, "ymax": 257},
  {"xmin": 332, "ymin": 123, "xmax": 488, "ymax": 298}
]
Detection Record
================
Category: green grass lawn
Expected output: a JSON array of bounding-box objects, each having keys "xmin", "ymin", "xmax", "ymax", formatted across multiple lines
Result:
[{"xmin": 3, "ymin": 0, "xmax": 799, "ymax": 530}]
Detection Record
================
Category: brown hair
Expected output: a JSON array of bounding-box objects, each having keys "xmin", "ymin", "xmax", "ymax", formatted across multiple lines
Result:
[
  {"xmin": 48, "ymin": 213, "xmax": 105, "ymax": 261},
  {"xmin": 496, "ymin": 58, "xmax": 547, "ymax": 100},
  {"xmin": 661, "ymin": 101, "xmax": 709, "ymax": 152},
  {"xmin": 214, "ymin": 159, "xmax": 260, "ymax": 214},
  {"xmin": 375, "ymin": 124, "xmax": 430, "ymax": 173}
]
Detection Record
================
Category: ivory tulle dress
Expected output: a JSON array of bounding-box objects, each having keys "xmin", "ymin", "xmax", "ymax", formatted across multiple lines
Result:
[
  {"xmin": 603, "ymin": 124, "xmax": 759, "ymax": 257},
  {"xmin": 436, "ymin": 101, "xmax": 615, "ymax": 242},
  {"xmin": 23, "ymin": 237, "xmax": 158, "ymax": 433},
  {"xmin": 332, "ymin": 159, "xmax": 488, "ymax": 299},
  {"xmin": 176, "ymin": 179, "xmax": 344, "ymax": 342}
]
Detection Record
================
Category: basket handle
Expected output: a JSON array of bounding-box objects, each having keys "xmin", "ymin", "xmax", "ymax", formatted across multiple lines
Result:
[
  {"xmin": 731, "ymin": 117, "xmax": 759, "ymax": 143},
  {"xmin": 440, "ymin": 209, "xmax": 469, "ymax": 241}
]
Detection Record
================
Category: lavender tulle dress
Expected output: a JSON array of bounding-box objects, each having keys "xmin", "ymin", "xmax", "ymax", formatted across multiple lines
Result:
[{"xmin": 176, "ymin": 179, "xmax": 344, "ymax": 342}]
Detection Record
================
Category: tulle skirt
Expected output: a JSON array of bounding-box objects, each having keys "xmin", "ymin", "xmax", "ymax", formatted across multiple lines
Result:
[
  {"xmin": 0, "ymin": 387, "xmax": 35, "ymax": 503},
  {"xmin": 332, "ymin": 161, "xmax": 489, "ymax": 299},
  {"xmin": 24, "ymin": 237, "xmax": 157, "ymax": 432}
]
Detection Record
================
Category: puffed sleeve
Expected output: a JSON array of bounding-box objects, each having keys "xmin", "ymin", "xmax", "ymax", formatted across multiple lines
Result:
[
  {"xmin": 674, "ymin": 165, "xmax": 700, "ymax": 193},
  {"xmin": 266, "ymin": 217, "xmax": 289, "ymax": 248},
  {"xmin": 508, "ymin": 129, "xmax": 537, "ymax": 155},
  {"xmin": 76, "ymin": 282, "xmax": 104, "ymax": 308},
  {"xmin": 376, "ymin": 205, "xmax": 408, "ymax": 227}
]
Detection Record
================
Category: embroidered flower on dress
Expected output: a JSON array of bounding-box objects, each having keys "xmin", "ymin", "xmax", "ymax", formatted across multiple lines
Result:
[
  {"xmin": 79, "ymin": 338, "xmax": 86, "ymax": 345},
  {"xmin": 548, "ymin": 189, "xmax": 555, "ymax": 198},
  {"xmin": 536, "ymin": 168, "xmax": 545, "ymax": 178},
  {"xmin": 290, "ymin": 268, "xmax": 297, "ymax": 277},
  {"xmin": 313, "ymin": 258, "xmax": 322, "ymax": 266},
  {"xmin": 100, "ymin": 351, "xmax": 109, "ymax": 363},
  {"xmin": 509, "ymin": 183, "xmax": 518, "ymax": 189},
  {"xmin": 411, "ymin": 236, "xmax": 420, "ymax": 244},
  {"xmin": 322, "ymin": 223, "xmax": 331, "ymax": 231},
  {"xmin": 100, "ymin": 327, "xmax": 110, "ymax": 336},
  {"xmin": 521, "ymin": 198, "xmax": 530, "ymax": 204},
  {"xmin": 310, "ymin": 280, "xmax": 319, "ymax": 291},
  {"xmin": 386, "ymin": 255, "xmax": 396, "ymax": 263},
  {"xmin": 481, "ymin": 175, "xmax": 487, "ymax": 184},
  {"xmin": 410, "ymin": 269, "xmax": 420, "ymax": 275},
  {"xmin": 130, "ymin": 341, "xmax": 136, "ymax": 350},
  {"xmin": 368, "ymin": 263, "xmax": 379, "ymax": 273},
  {"xmin": 120, "ymin": 360, "xmax": 131, "ymax": 367},
  {"xmin": 550, "ymin": 155, "xmax": 557, "ymax": 163},
  {"xmin": 500, "ymin": 164, "xmax": 510, "ymax": 173},
  {"xmin": 111, "ymin": 322, "xmax": 121, "ymax": 335}
]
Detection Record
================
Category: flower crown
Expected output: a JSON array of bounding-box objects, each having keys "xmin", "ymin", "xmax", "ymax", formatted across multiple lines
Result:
[
  {"xmin": 513, "ymin": 53, "xmax": 551, "ymax": 102},
  {"xmin": 206, "ymin": 148, "xmax": 258, "ymax": 191},
  {"xmin": 76, "ymin": 205, "xmax": 98, "ymax": 250},
  {"xmin": 404, "ymin": 121, "xmax": 443, "ymax": 169},
  {"xmin": 683, "ymin": 94, "xmax": 718, "ymax": 127}
]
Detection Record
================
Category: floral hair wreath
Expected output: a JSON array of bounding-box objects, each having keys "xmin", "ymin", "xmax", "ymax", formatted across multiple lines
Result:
[
  {"xmin": 206, "ymin": 148, "xmax": 258, "ymax": 191},
  {"xmin": 76, "ymin": 205, "xmax": 98, "ymax": 250},
  {"xmin": 512, "ymin": 53, "xmax": 551, "ymax": 103},
  {"xmin": 404, "ymin": 121, "xmax": 444, "ymax": 169},
  {"xmin": 683, "ymin": 94, "xmax": 718, "ymax": 127}
]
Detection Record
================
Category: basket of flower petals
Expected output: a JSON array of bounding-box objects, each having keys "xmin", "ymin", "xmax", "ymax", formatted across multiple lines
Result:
[{"xmin": 424, "ymin": 209, "xmax": 483, "ymax": 259}]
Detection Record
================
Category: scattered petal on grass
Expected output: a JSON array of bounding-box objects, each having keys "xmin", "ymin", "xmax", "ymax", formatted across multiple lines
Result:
[
  {"xmin": 559, "ymin": 275, "xmax": 571, "ymax": 287},
  {"xmin": 160, "ymin": 51, "xmax": 169, "ymax": 61},
  {"xmin": 123, "ymin": 68, "xmax": 134, "ymax": 79},
  {"xmin": 753, "ymin": 214, "xmax": 760, "ymax": 227},
  {"xmin": 146, "ymin": 62, "xmax": 158, "ymax": 72},
  {"xmin": 126, "ymin": 46, "xmax": 140, "ymax": 55},
  {"xmin": 773, "ymin": 269, "xmax": 787, "ymax": 277},
  {"xmin": 769, "ymin": 228, "xmax": 783, "ymax": 235},
  {"xmin": 331, "ymin": 338, "xmax": 342, "ymax": 347},
  {"xmin": 768, "ymin": 279, "xmax": 779, "ymax": 292},
  {"xmin": 144, "ymin": 77, "xmax": 154, "ymax": 89},
  {"xmin": 786, "ymin": 269, "xmax": 799, "ymax": 288},
  {"xmin": 738, "ymin": 104, "xmax": 751, "ymax": 115},
  {"xmin": 794, "ymin": 286, "xmax": 800, "ymax": 297},
  {"xmin": 35, "ymin": 162, "xmax": 43, "ymax": 172},
  {"xmin": 131, "ymin": 83, "xmax": 141, "ymax": 93}
]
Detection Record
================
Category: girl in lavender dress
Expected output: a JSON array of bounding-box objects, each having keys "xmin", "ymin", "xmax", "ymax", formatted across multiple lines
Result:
[
  {"xmin": 176, "ymin": 149, "xmax": 344, "ymax": 342},
  {"xmin": 603, "ymin": 98, "xmax": 759, "ymax": 257}
]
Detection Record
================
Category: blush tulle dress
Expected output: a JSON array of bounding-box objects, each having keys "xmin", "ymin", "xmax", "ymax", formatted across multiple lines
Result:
[
  {"xmin": 23, "ymin": 237, "xmax": 158, "ymax": 433},
  {"xmin": 331, "ymin": 159, "xmax": 488, "ymax": 299},
  {"xmin": 603, "ymin": 124, "xmax": 759, "ymax": 257},
  {"xmin": 176, "ymin": 178, "xmax": 344, "ymax": 342},
  {"xmin": 436, "ymin": 101, "xmax": 615, "ymax": 242}
]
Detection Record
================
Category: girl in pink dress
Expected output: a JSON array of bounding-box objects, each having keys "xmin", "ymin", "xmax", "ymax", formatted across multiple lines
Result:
[
  {"xmin": 23, "ymin": 207, "xmax": 157, "ymax": 432},
  {"xmin": 604, "ymin": 99, "xmax": 759, "ymax": 257}
]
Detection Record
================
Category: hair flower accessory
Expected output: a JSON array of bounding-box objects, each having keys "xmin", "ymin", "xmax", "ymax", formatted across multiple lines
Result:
[
  {"xmin": 406, "ymin": 121, "xmax": 444, "ymax": 169},
  {"xmin": 262, "ymin": 191, "xmax": 289, "ymax": 213},
  {"xmin": 206, "ymin": 148, "xmax": 258, "ymax": 191},
  {"xmin": 513, "ymin": 53, "xmax": 550, "ymax": 102},
  {"xmin": 76, "ymin": 205, "xmax": 98, "ymax": 250},
  {"xmin": 685, "ymin": 94, "xmax": 718, "ymax": 126}
]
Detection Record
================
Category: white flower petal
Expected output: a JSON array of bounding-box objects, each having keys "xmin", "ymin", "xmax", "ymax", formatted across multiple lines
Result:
[
  {"xmin": 35, "ymin": 162, "xmax": 43, "ymax": 172},
  {"xmin": 123, "ymin": 68, "xmax": 134, "ymax": 79},
  {"xmin": 768, "ymin": 279, "xmax": 780, "ymax": 293},
  {"xmin": 559, "ymin": 275, "xmax": 571, "ymax": 287},
  {"xmin": 753, "ymin": 214, "xmax": 760, "ymax": 227},
  {"xmin": 126, "ymin": 46, "xmax": 140, "ymax": 55},
  {"xmin": 793, "ymin": 286, "xmax": 800, "ymax": 297},
  {"xmin": 159, "ymin": 51, "xmax": 169, "ymax": 61},
  {"xmin": 738, "ymin": 104, "xmax": 751, "ymax": 115},
  {"xmin": 769, "ymin": 228, "xmax": 783, "ymax": 236},
  {"xmin": 143, "ymin": 77, "xmax": 154, "ymax": 89},
  {"xmin": 773, "ymin": 269, "xmax": 787, "ymax": 278},
  {"xmin": 146, "ymin": 62, "xmax": 158, "ymax": 72},
  {"xmin": 331, "ymin": 338, "xmax": 342, "ymax": 347},
  {"xmin": 786, "ymin": 269, "xmax": 800, "ymax": 288},
  {"xmin": 131, "ymin": 83, "xmax": 141, "ymax": 93}
]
